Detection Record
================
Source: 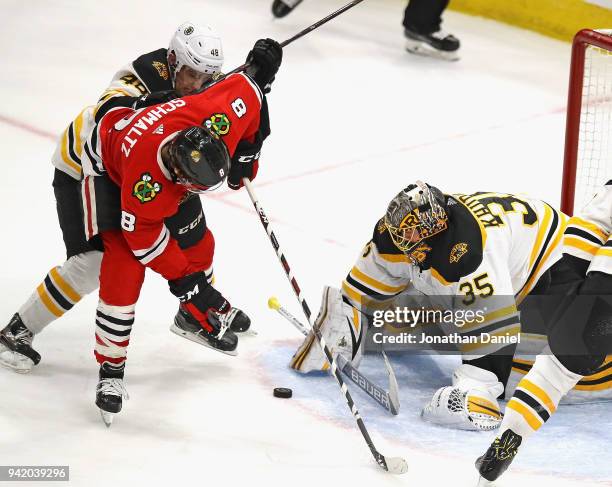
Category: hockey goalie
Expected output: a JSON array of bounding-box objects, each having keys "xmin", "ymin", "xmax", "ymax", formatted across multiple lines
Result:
[{"xmin": 290, "ymin": 181, "xmax": 612, "ymax": 432}]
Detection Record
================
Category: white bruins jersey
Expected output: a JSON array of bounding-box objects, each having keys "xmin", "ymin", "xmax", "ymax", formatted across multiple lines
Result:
[
  {"xmin": 51, "ymin": 48, "xmax": 173, "ymax": 180},
  {"xmin": 343, "ymin": 192, "xmax": 568, "ymax": 359},
  {"xmin": 507, "ymin": 181, "xmax": 612, "ymax": 403},
  {"xmin": 563, "ymin": 181, "xmax": 612, "ymax": 275}
]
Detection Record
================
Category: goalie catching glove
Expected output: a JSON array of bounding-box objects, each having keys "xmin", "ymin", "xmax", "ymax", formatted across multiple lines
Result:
[
  {"xmin": 290, "ymin": 286, "xmax": 364, "ymax": 372},
  {"xmin": 421, "ymin": 364, "xmax": 504, "ymax": 431}
]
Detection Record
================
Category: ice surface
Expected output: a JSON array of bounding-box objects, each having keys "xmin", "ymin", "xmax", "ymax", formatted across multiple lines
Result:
[{"xmin": 1, "ymin": 0, "xmax": 609, "ymax": 486}]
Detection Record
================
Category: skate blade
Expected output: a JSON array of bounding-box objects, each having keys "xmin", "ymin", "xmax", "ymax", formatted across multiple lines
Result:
[
  {"xmin": 0, "ymin": 350, "xmax": 34, "ymax": 374},
  {"xmin": 170, "ymin": 324, "xmax": 238, "ymax": 356},
  {"xmin": 237, "ymin": 329, "xmax": 258, "ymax": 337},
  {"xmin": 100, "ymin": 409, "xmax": 114, "ymax": 428},
  {"xmin": 405, "ymin": 39, "xmax": 459, "ymax": 61},
  {"xmin": 476, "ymin": 476, "xmax": 495, "ymax": 486}
]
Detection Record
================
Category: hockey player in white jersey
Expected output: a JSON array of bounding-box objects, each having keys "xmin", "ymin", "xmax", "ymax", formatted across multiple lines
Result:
[
  {"xmin": 475, "ymin": 181, "xmax": 612, "ymax": 483},
  {"xmin": 0, "ymin": 22, "xmax": 225, "ymax": 373},
  {"xmin": 291, "ymin": 181, "xmax": 570, "ymax": 431}
]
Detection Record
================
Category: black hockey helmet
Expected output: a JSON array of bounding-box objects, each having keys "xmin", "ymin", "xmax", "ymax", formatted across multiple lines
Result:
[{"xmin": 164, "ymin": 125, "xmax": 230, "ymax": 193}]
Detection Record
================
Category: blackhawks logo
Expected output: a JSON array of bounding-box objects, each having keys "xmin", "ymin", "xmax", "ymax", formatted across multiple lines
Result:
[
  {"xmin": 152, "ymin": 61, "xmax": 169, "ymax": 81},
  {"xmin": 205, "ymin": 113, "xmax": 231, "ymax": 135},
  {"xmin": 133, "ymin": 173, "xmax": 162, "ymax": 204},
  {"xmin": 450, "ymin": 242, "xmax": 468, "ymax": 263}
]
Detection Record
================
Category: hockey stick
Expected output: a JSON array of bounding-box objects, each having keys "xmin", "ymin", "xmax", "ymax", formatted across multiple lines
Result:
[
  {"xmin": 267, "ymin": 297, "xmax": 400, "ymax": 415},
  {"xmin": 243, "ymin": 178, "xmax": 408, "ymax": 474},
  {"xmin": 196, "ymin": 0, "xmax": 366, "ymax": 93}
]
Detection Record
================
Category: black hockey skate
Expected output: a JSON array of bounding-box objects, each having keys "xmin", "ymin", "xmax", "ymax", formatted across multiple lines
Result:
[
  {"xmin": 171, "ymin": 305, "xmax": 239, "ymax": 356},
  {"xmin": 404, "ymin": 26, "xmax": 460, "ymax": 61},
  {"xmin": 271, "ymin": 0, "xmax": 303, "ymax": 18},
  {"xmin": 0, "ymin": 313, "xmax": 41, "ymax": 373},
  {"xmin": 224, "ymin": 307, "xmax": 252, "ymax": 333},
  {"xmin": 475, "ymin": 429, "xmax": 522, "ymax": 484},
  {"xmin": 96, "ymin": 362, "xmax": 129, "ymax": 427}
]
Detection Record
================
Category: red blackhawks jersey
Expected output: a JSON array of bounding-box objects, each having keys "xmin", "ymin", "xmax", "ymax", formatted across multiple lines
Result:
[{"xmin": 81, "ymin": 73, "xmax": 263, "ymax": 280}]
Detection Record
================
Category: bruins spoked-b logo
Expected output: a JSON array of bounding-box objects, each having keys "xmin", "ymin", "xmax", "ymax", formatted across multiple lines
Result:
[
  {"xmin": 133, "ymin": 173, "xmax": 162, "ymax": 204},
  {"xmin": 152, "ymin": 61, "xmax": 169, "ymax": 81},
  {"xmin": 450, "ymin": 242, "xmax": 468, "ymax": 263},
  {"xmin": 205, "ymin": 113, "xmax": 231, "ymax": 136},
  {"xmin": 184, "ymin": 25, "xmax": 194, "ymax": 35}
]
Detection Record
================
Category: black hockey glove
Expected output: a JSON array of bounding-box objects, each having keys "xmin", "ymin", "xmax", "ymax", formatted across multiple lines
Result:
[
  {"xmin": 132, "ymin": 90, "xmax": 178, "ymax": 109},
  {"xmin": 245, "ymin": 38, "xmax": 283, "ymax": 91},
  {"xmin": 228, "ymin": 135, "xmax": 262, "ymax": 190},
  {"xmin": 169, "ymin": 272, "xmax": 230, "ymax": 315}
]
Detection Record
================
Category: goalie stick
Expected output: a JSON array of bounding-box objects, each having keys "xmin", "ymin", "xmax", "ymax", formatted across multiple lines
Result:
[
  {"xmin": 267, "ymin": 297, "xmax": 400, "ymax": 415},
  {"xmin": 243, "ymin": 178, "xmax": 408, "ymax": 475}
]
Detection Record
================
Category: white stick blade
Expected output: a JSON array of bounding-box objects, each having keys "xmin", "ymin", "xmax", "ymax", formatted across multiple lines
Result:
[
  {"xmin": 476, "ymin": 476, "xmax": 495, "ymax": 486},
  {"xmin": 385, "ymin": 456, "xmax": 408, "ymax": 475}
]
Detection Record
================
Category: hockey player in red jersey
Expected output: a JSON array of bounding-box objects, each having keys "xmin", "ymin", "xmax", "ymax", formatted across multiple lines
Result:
[
  {"xmin": 79, "ymin": 38, "xmax": 283, "ymax": 424},
  {"xmin": 0, "ymin": 21, "xmax": 225, "ymax": 374}
]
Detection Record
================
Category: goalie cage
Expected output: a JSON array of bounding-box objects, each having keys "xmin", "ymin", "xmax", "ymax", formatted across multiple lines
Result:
[{"xmin": 561, "ymin": 29, "xmax": 612, "ymax": 216}]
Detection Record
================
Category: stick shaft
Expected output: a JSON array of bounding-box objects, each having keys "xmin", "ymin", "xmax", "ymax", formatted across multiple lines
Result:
[
  {"xmin": 195, "ymin": 0, "xmax": 367, "ymax": 93},
  {"xmin": 242, "ymin": 178, "xmax": 390, "ymax": 470}
]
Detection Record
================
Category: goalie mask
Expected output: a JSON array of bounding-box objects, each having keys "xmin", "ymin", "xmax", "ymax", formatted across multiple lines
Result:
[{"xmin": 384, "ymin": 181, "xmax": 448, "ymax": 260}]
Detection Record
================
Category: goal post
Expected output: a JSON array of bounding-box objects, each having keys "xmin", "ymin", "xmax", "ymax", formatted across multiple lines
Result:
[{"xmin": 561, "ymin": 29, "xmax": 612, "ymax": 216}]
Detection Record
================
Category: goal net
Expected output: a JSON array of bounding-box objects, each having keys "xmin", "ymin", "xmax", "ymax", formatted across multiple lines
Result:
[{"xmin": 561, "ymin": 29, "xmax": 612, "ymax": 215}]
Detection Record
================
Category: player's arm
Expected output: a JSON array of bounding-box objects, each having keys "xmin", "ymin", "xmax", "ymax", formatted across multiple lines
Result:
[
  {"xmin": 342, "ymin": 220, "xmax": 413, "ymax": 311},
  {"xmin": 94, "ymin": 67, "xmax": 176, "ymax": 121},
  {"xmin": 225, "ymin": 38, "xmax": 281, "ymax": 190},
  {"xmin": 563, "ymin": 182, "xmax": 612, "ymax": 271}
]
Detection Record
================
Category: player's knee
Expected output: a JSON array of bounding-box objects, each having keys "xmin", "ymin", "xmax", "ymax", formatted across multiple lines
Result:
[{"xmin": 62, "ymin": 251, "xmax": 103, "ymax": 295}]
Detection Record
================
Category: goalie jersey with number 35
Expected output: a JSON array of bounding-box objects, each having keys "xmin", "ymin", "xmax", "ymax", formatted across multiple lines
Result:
[{"xmin": 291, "ymin": 188, "xmax": 568, "ymax": 374}]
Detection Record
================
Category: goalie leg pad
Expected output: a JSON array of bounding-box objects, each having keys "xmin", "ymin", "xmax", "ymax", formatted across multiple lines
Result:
[{"xmin": 290, "ymin": 286, "xmax": 363, "ymax": 373}]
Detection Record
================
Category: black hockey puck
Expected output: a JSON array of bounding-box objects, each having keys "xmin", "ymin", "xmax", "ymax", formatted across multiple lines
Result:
[{"xmin": 273, "ymin": 387, "xmax": 292, "ymax": 398}]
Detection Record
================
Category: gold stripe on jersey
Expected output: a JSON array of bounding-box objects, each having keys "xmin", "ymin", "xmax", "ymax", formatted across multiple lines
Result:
[
  {"xmin": 349, "ymin": 266, "xmax": 407, "ymax": 295},
  {"xmin": 59, "ymin": 126, "xmax": 82, "ymax": 176},
  {"xmin": 568, "ymin": 217, "xmax": 608, "ymax": 241},
  {"xmin": 517, "ymin": 209, "xmax": 567, "ymax": 304},
  {"xmin": 342, "ymin": 281, "xmax": 364, "ymax": 306},
  {"xmin": 564, "ymin": 236, "xmax": 600, "ymax": 255},
  {"xmin": 36, "ymin": 284, "xmax": 63, "ymax": 318},
  {"xmin": 430, "ymin": 268, "xmax": 452, "ymax": 286},
  {"xmin": 506, "ymin": 398, "xmax": 543, "ymax": 431},
  {"xmin": 528, "ymin": 204, "xmax": 553, "ymax": 272},
  {"xmin": 73, "ymin": 108, "xmax": 87, "ymax": 159},
  {"xmin": 94, "ymin": 89, "xmax": 133, "ymax": 117},
  {"xmin": 376, "ymin": 252, "xmax": 411, "ymax": 264},
  {"xmin": 512, "ymin": 357, "xmax": 612, "ymax": 392},
  {"xmin": 595, "ymin": 247, "xmax": 612, "ymax": 258}
]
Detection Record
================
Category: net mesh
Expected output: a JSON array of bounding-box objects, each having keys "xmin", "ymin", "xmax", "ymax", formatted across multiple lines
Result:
[{"xmin": 575, "ymin": 30, "xmax": 612, "ymax": 212}]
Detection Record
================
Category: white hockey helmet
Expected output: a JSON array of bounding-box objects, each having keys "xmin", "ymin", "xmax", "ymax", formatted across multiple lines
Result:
[{"xmin": 168, "ymin": 22, "xmax": 224, "ymax": 81}]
